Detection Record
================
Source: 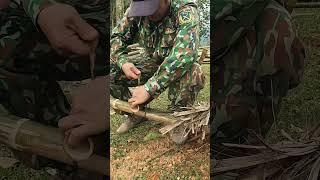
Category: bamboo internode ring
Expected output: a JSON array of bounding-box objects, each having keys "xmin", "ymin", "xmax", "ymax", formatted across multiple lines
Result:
[
  {"xmin": 112, "ymin": 99, "xmax": 119, "ymax": 110},
  {"xmin": 9, "ymin": 118, "xmax": 29, "ymax": 150},
  {"xmin": 63, "ymin": 137, "xmax": 94, "ymax": 161},
  {"xmin": 130, "ymin": 104, "xmax": 139, "ymax": 113}
]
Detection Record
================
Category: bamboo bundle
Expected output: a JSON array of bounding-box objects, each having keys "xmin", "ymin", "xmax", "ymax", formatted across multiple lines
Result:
[
  {"xmin": 127, "ymin": 43, "xmax": 141, "ymax": 50},
  {"xmin": 0, "ymin": 113, "xmax": 108, "ymax": 176},
  {"xmin": 212, "ymin": 126, "xmax": 320, "ymax": 179},
  {"xmin": 110, "ymin": 96, "xmax": 210, "ymax": 140}
]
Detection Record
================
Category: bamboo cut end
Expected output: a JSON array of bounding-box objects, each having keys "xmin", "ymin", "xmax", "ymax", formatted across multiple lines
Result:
[{"xmin": 63, "ymin": 138, "xmax": 94, "ymax": 161}]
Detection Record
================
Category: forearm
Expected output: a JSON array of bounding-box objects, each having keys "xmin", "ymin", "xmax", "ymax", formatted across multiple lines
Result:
[
  {"xmin": 144, "ymin": 52, "xmax": 197, "ymax": 97},
  {"xmin": 110, "ymin": 35, "xmax": 130, "ymax": 68},
  {"xmin": 21, "ymin": 0, "xmax": 56, "ymax": 25}
]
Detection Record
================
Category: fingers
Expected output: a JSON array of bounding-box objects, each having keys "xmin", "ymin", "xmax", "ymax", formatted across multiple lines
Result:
[
  {"xmin": 130, "ymin": 100, "xmax": 139, "ymax": 107},
  {"xmin": 64, "ymin": 34, "xmax": 91, "ymax": 55},
  {"xmin": 122, "ymin": 63, "xmax": 141, "ymax": 80},
  {"xmin": 58, "ymin": 115, "xmax": 83, "ymax": 131},
  {"xmin": 66, "ymin": 122, "xmax": 105, "ymax": 147},
  {"xmin": 127, "ymin": 71, "xmax": 140, "ymax": 80},
  {"xmin": 66, "ymin": 125, "xmax": 90, "ymax": 147},
  {"xmin": 128, "ymin": 97, "xmax": 141, "ymax": 107},
  {"xmin": 70, "ymin": 15, "xmax": 99, "ymax": 42},
  {"xmin": 131, "ymin": 66, "xmax": 141, "ymax": 76}
]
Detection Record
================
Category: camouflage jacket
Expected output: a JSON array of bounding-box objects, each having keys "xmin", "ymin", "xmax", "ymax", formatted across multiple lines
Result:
[
  {"xmin": 0, "ymin": 0, "xmax": 54, "ymax": 50},
  {"xmin": 0, "ymin": 0, "xmax": 106, "ymax": 61},
  {"xmin": 212, "ymin": 0, "xmax": 272, "ymax": 62},
  {"xmin": 212, "ymin": 0, "xmax": 297, "ymax": 62},
  {"xmin": 111, "ymin": 0, "xmax": 200, "ymax": 98}
]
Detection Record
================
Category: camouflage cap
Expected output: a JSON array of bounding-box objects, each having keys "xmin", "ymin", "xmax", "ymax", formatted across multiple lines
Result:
[{"xmin": 128, "ymin": 0, "xmax": 160, "ymax": 17}]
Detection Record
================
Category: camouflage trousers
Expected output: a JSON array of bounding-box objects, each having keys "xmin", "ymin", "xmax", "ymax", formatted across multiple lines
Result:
[
  {"xmin": 110, "ymin": 51, "xmax": 205, "ymax": 110},
  {"xmin": 0, "ymin": 1, "xmax": 108, "ymax": 177},
  {"xmin": 211, "ymin": 1, "xmax": 305, "ymax": 146}
]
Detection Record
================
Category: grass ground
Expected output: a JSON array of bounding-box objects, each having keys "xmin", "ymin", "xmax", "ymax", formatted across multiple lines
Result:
[{"xmin": 110, "ymin": 64, "xmax": 210, "ymax": 179}]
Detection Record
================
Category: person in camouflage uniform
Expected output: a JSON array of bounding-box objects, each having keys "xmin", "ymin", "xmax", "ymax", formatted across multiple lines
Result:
[
  {"xmin": 110, "ymin": 0, "xmax": 205, "ymax": 137},
  {"xmin": 0, "ymin": 0, "xmax": 108, "ymax": 179},
  {"xmin": 211, "ymin": 0, "xmax": 305, "ymax": 152}
]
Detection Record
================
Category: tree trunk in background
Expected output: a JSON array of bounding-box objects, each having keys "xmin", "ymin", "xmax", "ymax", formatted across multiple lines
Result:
[{"xmin": 111, "ymin": 0, "xmax": 130, "ymax": 31}]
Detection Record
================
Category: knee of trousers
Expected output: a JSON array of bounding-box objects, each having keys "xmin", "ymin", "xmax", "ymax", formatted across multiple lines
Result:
[{"xmin": 187, "ymin": 63, "xmax": 206, "ymax": 92}]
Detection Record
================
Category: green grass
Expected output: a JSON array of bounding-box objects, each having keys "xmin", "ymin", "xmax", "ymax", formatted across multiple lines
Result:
[{"xmin": 0, "ymin": 164, "xmax": 51, "ymax": 180}]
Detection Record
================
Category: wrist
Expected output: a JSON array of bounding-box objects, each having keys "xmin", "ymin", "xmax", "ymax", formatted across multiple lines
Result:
[
  {"xmin": 116, "ymin": 54, "xmax": 128, "ymax": 69},
  {"xmin": 24, "ymin": 0, "xmax": 57, "ymax": 27},
  {"xmin": 144, "ymin": 81, "xmax": 160, "ymax": 98}
]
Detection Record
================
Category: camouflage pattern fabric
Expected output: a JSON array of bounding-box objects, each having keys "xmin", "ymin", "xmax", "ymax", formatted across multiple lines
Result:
[
  {"xmin": 211, "ymin": 0, "xmax": 306, "ymax": 145},
  {"xmin": 0, "ymin": 1, "xmax": 108, "ymax": 177},
  {"xmin": 0, "ymin": 0, "xmax": 108, "ymax": 127},
  {"xmin": 110, "ymin": 0, "xmax": 205, "ymax": 109}
]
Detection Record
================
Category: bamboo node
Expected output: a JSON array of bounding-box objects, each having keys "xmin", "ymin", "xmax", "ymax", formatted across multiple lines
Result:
[
  {"xmin": 112, "ymin": 99, "xmax": 119, "ymax": 110},
  {"xmin": 130, "ymin": 104, "xmax": 139, "ymax": 113},
  {"xmin": 62, "ymin": 137, "xmax": 94, "ymax": 161},
  {"xmin": 9, "ymin": 118, "xmax": 29, "ymax": 150}
]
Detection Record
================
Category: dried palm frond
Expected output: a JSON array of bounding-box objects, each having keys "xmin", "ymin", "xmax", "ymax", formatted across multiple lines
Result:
[{"xmin": 212, "ymin": 125, "xmax": 320, "ymax": 179}]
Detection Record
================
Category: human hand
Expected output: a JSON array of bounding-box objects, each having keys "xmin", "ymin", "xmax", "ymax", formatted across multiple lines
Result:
[
  {"xmin": 37, "ymin": 3, "xmax": 99, "ymax": 55},
  {"xmin": 128, "ymin": 85, "xmax": 150, "ymax": 107},
  {"xmin": 58, "ymin": 76, "xmax": 108, "ymax": 147},
  {"xmin": 121, "ymin": 62, "xmax": 141, "ymax": 80}
]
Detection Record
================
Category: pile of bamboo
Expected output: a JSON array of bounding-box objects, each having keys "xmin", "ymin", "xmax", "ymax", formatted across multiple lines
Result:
[
  {"xmin": 110, "ymin": 97, "xmax": 210, "ymax": 141},
  {"xmin": 212, "ymin": 125, "xmax": 320, "ymax": 179}
]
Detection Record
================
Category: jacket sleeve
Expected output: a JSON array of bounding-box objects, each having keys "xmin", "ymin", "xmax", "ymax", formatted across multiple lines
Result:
[
  {"xmin": 144, "ymin": 5, "xmax": 199, "ymax": 97},
  {"xmin": 21, "ymin": 0, "xmax": 56, "ymax": 25},
  {"xmin": 110, "ymin": 10, "xmax": 139, "ymax": 68}
]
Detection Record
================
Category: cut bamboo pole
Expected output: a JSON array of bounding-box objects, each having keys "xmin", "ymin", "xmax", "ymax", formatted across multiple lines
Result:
[
  {"xmin": 0, "ymin": 114, "xmax": 108, "ymax": 176},
  {"xmin": 198, "ymin": 48, "xmax": 208, "ymax": 65},
  {"xmin": 110, "ymin": 96, "xmax": 178, "ymax": 125}
]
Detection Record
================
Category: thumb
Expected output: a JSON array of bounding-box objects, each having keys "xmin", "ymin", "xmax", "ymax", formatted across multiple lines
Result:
[
  {"xmin": 58, "ymin": 114, "xmax": 84, "ymax": 131},
  {"xmin": 131, "ymin": 66, "xmax": 141, "ymax": 75},
  {"xmin": 71, "ymin": 15, "xmax": 99, "ymax": 42}
]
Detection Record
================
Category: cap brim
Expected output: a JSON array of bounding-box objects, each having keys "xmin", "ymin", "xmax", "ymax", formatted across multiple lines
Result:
[{"xmin": 128, "ymin": 0, "xmax": 160, "ymax": 17}]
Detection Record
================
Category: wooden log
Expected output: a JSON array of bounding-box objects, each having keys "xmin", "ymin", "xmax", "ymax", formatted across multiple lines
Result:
[
  {"xmin": 110, "ymin": 96, "xmax": 178, "ymax": 125},
  {"xmin": 128, "ymin": 50, "xmax": 141, "ymax": 56},
  {"xmin": 127, "ymin": 43, "xmax": 140, "ymax": 50},
  {"xmin": 0, "ymin": 114, "xmax": 108, "ymax": 176},
  {"xmin": 199, "ymin": 48, "xmax": 208, "ymax": 65}
]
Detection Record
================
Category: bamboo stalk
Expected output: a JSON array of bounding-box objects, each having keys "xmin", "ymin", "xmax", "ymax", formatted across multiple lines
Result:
[
  {"xmin": 110, "ymin": 96, "xmax": 178, "ymax": 125},
  {"xmin": 128, "ymin": 50, "xmax": 141, "ymax": 56},
  {"xmin": 198, "ymin": 48, "xmax": 208, "ymax": 65},
  {"xmin": 0, "ymin": 114, "xmax": 108, "ymax": 176}
]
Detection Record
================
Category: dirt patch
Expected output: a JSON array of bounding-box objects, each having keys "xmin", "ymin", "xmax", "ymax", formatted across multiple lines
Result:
[{"xmin": 111, "ymin": 135, "xmax": 210, "ymax": 179}]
